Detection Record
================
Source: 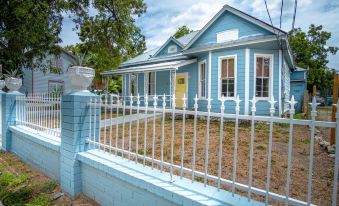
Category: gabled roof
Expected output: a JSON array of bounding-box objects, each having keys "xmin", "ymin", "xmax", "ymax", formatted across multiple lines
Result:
[
  {"xmin": 152, "ymin": 37, "xmax": 184, "ymax": 57},
  {"xmin": 184, "ymin": 4, "xmax": 286, "ymax": 49},
  {"xmin": 119, "ymin": 31, "xmax": 199, "ymax": 68}
]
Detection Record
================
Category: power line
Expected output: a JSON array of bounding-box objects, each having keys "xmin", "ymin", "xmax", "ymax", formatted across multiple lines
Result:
[
  {"xmin": 280, "ymin": 0, "xmax": 284, "ymax": 29},
  {"xmin": 292, "ymin": 0, "xmax": 298, "ymax": 30},
  {"xmin": 264, "ymin": 0, "xmax": 282, "ymax": 49}
]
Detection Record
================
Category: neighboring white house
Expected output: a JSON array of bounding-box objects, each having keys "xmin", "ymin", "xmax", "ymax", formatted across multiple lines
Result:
[{"xmin": 20, "ymin": 49, "xmax": 76, "ymax": 95}]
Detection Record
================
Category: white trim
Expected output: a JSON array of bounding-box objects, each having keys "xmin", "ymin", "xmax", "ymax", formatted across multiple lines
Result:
[
  {"xmin": 102, "ymin": 59, "xmax": 197, "ymax": 75},
  {"xmin": 245, "ymin": 48, "xmax": 250, "ymax": 115},
  {"xmin": 253, "ymin": 53, "xmax": 274, "ymax": 101},
  {"xmin": 208, "ymin": 51, "xmax": 212, "ymax": 99},
  {"xmin": 216, "ymin": 29, "xmax": 239, "ymax": 43},
  {"xmin": 152, "ymin": 37, "xmax": 184, "ymax": 57},
  {"xmin": 198, "ymin": 60, "xmax": 207, "ymax": 99},
  {"xmin": 217, "ymin": 54, "xmax": 237, "ymax": 100},
  {"xmin": 168, "ymin": 45, "xmax": 178, "ymax": 54},
  {"xmin": 278, "ymin": 50, "xmax": 282, "ymax": 115}
]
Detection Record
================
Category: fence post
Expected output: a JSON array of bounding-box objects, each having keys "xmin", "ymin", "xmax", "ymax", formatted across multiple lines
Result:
[
  {"xmin": 1, "ymin": 92, "xmax": 24, "ymax": 151},
  {"xmin": 60, "ymin": 91, "xmax": 97, "ymax": 196}
]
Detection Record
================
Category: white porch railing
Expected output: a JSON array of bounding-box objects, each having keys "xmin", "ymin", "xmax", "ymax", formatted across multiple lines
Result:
[
  {"xmin": 16, "ymin": 93, "xmax": 61, "ymax": 137},
  {"xmin": 88, "ymin": 94, "xmax": 339, "ymax": 206}
]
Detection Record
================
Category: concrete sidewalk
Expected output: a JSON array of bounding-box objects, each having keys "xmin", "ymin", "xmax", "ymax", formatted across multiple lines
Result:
[{"xmin": 100, "ymin": 113, "xmax": 161, "ymax": 128}]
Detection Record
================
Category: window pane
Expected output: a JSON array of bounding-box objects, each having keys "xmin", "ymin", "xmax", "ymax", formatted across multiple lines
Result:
[
  {"xmin": 256, "ymin": 78, "xmax": 262, "ymax": 97},
  {"xmin": 256, "ymin": 57, "xmax": 263, "ymax": 77},
  {"xmin": 263, "ymin": 79, "xmax": 269, "ymax": 93},
  {"xmin": 222, "ymin": 59, "xmax": 228, "ymax": 78},
  {"xmin": 227, "ymin": 79, "xmax": 234, "ymax": 97},
  {"xmin": 228, "ymin": 58, "xmax": 234, "ymax": 77},
  {"xmin": 263, "ymin": 58, "xmax": 270, "ymax": 77}
]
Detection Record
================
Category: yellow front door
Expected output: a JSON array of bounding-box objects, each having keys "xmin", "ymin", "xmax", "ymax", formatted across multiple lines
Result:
[{"xmin": 175, "ymin": 74, "xmax": 187, "ymax": 107}]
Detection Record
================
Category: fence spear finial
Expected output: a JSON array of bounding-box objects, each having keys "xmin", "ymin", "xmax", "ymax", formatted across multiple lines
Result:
[
  {"xmin": 194, "ymin": 94, "xmax": 198, "ymax": 109},
  {"xmin": 182, "ymin": 93, "xmax": 187, "ymax": 109},
  {"xmin": 269, "ymin": 96, "xmax": 277, "ymax": 115},
  {"xmin": 250, "ymin": 96, "xmax": 257, "ymax": 113}
]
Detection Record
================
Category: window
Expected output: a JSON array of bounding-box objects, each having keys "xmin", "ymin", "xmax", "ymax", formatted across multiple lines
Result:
[
  {"xmin": 168, "ymin": 45, "xmax": 177, "ymax": 53},
  {"xmin": 255, "ymin": 56, "xmax": 271, "ymax": 98},
  {"xmin": 129, "ymin": 73, "xmax": 138, "ymax": 96},
  {"xmin": 50, "ymin": 56, "xmax": 62, "ymax": 68},
  {"xmin": 220, "ymin": 57, "xmax": 235, "ymax": 97},
  {"xmin": 148, "ymin": 72, "xmax": 156, "ymax": 95},
  {"xmin": 217, "ymin": 29, "xmax": 239, "ymax": 43},
  {"xmin": 48, "ymin": 80, "xmax": 64, "ymax": 95},
  {"xmin": 198, "ymin": 62, "xmax": 206, "ymax": 98}
]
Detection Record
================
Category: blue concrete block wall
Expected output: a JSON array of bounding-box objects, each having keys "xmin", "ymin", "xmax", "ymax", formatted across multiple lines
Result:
[
  {"xmin": 1, "ymin": 92, "xmax": 23, "ymax": 151},
  {"xmin": 60, "ymin": 91, "xmax": 97, "ymax": 196},
  {"xmin": 10, "ymin": 127, "xmax": 60, "ymax": 181}
]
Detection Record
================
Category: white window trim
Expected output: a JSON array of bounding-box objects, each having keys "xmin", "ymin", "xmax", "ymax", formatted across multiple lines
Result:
[
  {"xmin": 216, "ymin": 29, "xmax": 239, "ymax": 43},
  {"xmin": 253, "ymin": 53, "xmax": 274, "ymax": 101},
  {"xmin": 128, "ymin": 73, "xmax": 138, "ymax": 96},
  {"xmin": 198, "ymin": 60, "xmax": 207, "ymax": 99},
  {"xmin": 147, "ymin": 71, "xmax": 157, "ymax": 96},
  {"xmin": 218, "ymin": 54, "xmax": 237, "ymax": 100},
  {"xmin": 168, "ymin": 45, "xmax": 177, "ymax": 54}
]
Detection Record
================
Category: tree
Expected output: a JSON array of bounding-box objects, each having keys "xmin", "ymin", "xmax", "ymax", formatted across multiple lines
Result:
[
  {"xmin": 289, "ymin": 24, "xmax": 338, "ymax": 93},
  {"xmin": 0, "ymin": 0, "xmax": 87, "ymax": 73},
  {"xmin": 173, "ymin": 26, "xmax": 193, "ymax": 39},
  {"xmin": 76, "ymin": 0, "xmax": 147, "ymax": 93}
]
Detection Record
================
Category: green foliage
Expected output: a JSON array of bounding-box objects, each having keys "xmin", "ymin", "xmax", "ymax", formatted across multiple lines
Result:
[
  {"xmin": 3, "ymin": 69, "xmax": 22, "ymax": 78},
  {"xmin": 0, "ymin": 0, "xmax": 94, "ymax": 73},
  {"xmin": 173, "ymin": 26, "xmax": 193, "ymax": 39},
  {"xmin": 26, "ymin": 194, "xmax": 52, "ymax": 206},
  {"xmin": 0, "ymin": 172, "xmax": 29, "ymax": 189},
  {"xmin": 78, "ymin": 0, "xmax": 147, "ymax": 83},
  {"xmin": 0, "ymin": 186, "xmax": 33, "ymax": 206},
  {"xmin": 49, "ymin": 66, "xmax": 63, "ymax": 75},
  {"xmin": 289, "ymin": 24, "xmax": 338, "ymax": 93},
  {"xmin": 39, "ymin": 180, "xmax": 58, "ymax": 194}
]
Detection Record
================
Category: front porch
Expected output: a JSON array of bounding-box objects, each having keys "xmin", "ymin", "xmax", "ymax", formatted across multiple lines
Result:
[{"xmin": 101, "ymin": 59, "xmax": 197, "ymax": 109}]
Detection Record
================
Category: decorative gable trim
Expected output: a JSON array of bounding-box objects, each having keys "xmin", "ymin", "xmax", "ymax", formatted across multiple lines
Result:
[
  {"xmin": 184, "ymin": 4, "xmax": 285, "ymax": 50},
  {"xmin": 152, "ymin": 37, "xmax": 184, "ymax": 57}
]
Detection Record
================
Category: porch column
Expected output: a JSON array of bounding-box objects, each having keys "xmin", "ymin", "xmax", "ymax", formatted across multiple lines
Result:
[{"xmin": 170, "ymin": 70, "xmax": 176, "ymax": 108}]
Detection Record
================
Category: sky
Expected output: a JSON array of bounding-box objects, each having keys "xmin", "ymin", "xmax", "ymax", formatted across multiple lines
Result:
[{"xmin": 60, "ymin": 0, "xmax": 339, "ymax": 69}]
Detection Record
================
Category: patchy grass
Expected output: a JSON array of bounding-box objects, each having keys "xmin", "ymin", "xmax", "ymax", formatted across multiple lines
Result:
[{"xmin": 0, "ymin": 152, "xmax": 98, "ymax": 206}]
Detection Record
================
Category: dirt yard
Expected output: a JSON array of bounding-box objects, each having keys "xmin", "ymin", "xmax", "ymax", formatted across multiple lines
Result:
[
  {"xmin": 96, "ymin": 111, "xmax": 337, "ymax": 206},
  {"xmin": 0, "ymin": 152, "xmax": 98, "ymax": 206}
]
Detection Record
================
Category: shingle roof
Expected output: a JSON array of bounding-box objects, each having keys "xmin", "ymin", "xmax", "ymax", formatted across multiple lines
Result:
[{"xmin": 120, "ymin": 31, "xmax": 199, "ymax": 67}]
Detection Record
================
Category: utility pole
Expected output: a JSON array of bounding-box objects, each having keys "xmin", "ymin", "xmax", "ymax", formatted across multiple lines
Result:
[{"xmin": 330, "ymin": 73, "xmax": 339, "ymax": 145}]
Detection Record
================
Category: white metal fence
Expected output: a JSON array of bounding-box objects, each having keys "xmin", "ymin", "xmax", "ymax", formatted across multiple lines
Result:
[
  {"xmin": 87, "ymin": 94, "xmax": 339, "ymax": 206},
  {"xmin": 16, "ymin": 93, "xmax": 61, "ymax": 137}
]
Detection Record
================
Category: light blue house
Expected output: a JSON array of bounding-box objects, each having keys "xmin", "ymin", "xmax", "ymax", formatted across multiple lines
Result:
[
  {"xmin": 290, "ymin": 67, "xmax": 307, "ymax": 113},
  {"xmin": 20, "ymin": 49, "xmax": 76, "ymax": 95},
  {"xmin": 102, "ymin": 5, "xmax": 295, "ymax": 116}
]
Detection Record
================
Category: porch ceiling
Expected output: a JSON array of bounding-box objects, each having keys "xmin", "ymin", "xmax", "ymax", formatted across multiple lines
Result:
[{"xmin": 101, "ymin": 59, "xmax": 197, "ymax": 76}]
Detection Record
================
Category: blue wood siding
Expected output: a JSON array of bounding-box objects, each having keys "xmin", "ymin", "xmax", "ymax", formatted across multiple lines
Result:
[
  {"xmin": 155, "ymin": 40, "xmax": 182, "ymax": 57},
  {"xmin": 20, "ymin": 52, "xmax": 76, "ymax": 94},
  {"xmin": 190, "ymin": 11, "xmax": 273, "ymax": 49}
]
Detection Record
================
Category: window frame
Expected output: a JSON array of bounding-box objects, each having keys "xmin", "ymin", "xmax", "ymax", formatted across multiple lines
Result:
[
  {"xmin": 218, "ymin": 54, "xmax": 237, "ymax": 100},
  {"xmin": 129, "ymin": 73, "xmax": 138, "ymax": 96},
  {"xmin": 148, "ymin": 72, "xmax": 156, "ymax": 96},
  {"xmin": 168, "ymin": 45, "xmax": 177, "ymax": 54},
  {"xmin": 48, "ymin": 80, "xmax": 64, "ymax": 94},
  {"xmin": 198, "ymin": 60, "xmax": 207, "ymax": 99},
  {"xmin": 253, "ymin": 53, "xmax": 274, "ymax": 100}
]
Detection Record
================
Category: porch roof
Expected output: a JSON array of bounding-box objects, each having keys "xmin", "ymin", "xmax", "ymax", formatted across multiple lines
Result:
[{"xmin": 101, "ymin": 59, "xmax": 197, "ymax": 76}]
